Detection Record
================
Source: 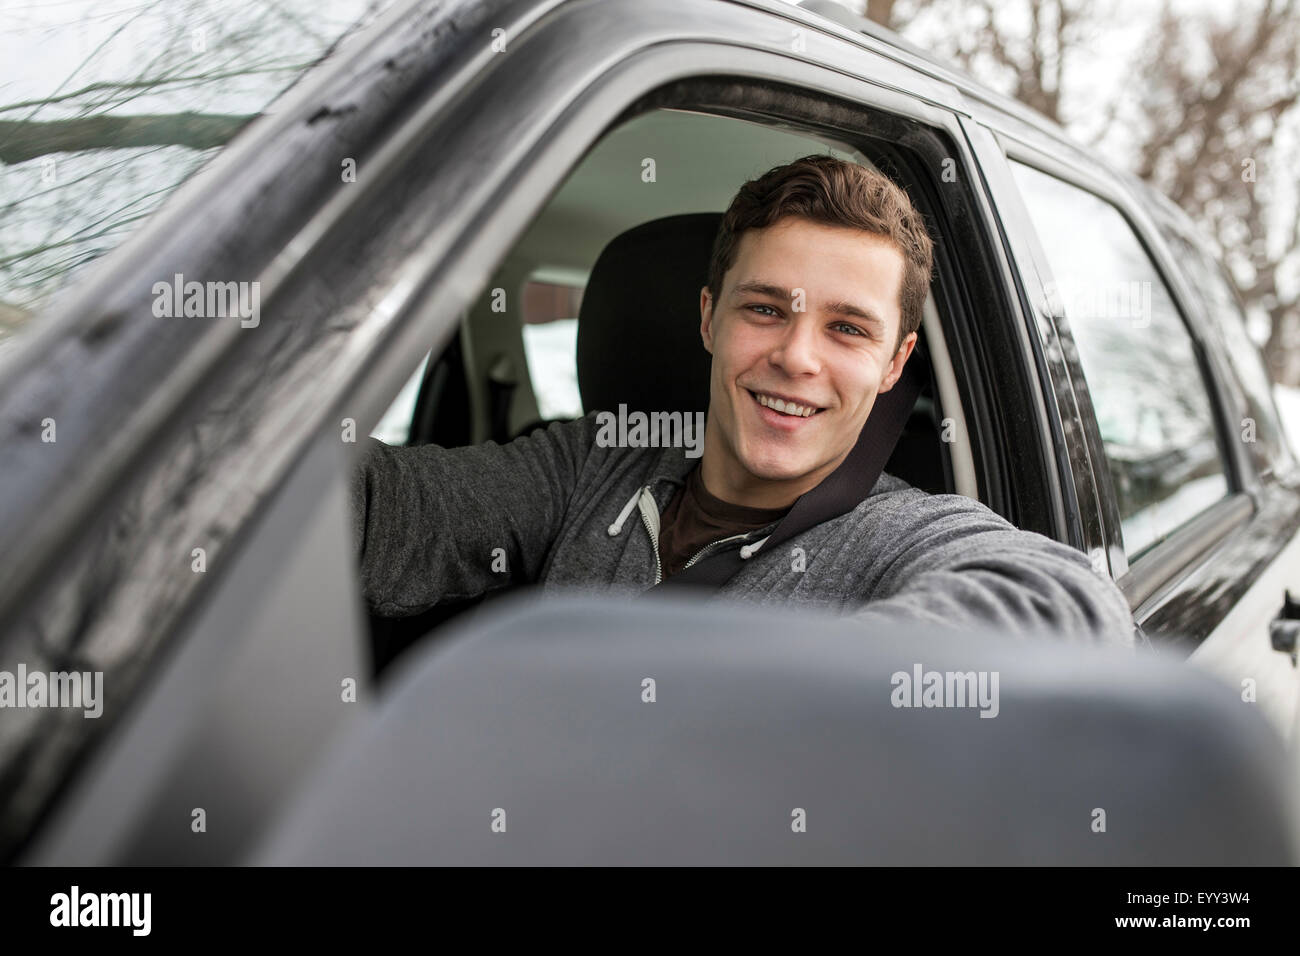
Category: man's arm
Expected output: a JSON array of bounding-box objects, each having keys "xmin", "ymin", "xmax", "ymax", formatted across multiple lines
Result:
[
  {"xmin": 350, "ymin": 414, "xmax": 598, "ymax": 617},
  {"xmin": 847, "ymin": 491, "xmax": 1135, "ymax": 647}
]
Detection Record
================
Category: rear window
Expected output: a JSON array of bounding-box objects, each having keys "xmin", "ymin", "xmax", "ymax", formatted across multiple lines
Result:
[
  {"xmin": 1010, "ymin": 161, "xmax": 1231, "ymax": 559},
  {"xmin": 521, "ymin": 279, "xmax": 584, "ymax": 421},
  {"xmin": 1157, "ymin": 229, "xmax": 1297, "ymax": 480}
]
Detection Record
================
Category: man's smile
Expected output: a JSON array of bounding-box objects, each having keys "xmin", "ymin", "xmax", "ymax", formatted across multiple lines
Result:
[{"xmin": 744, "ymin": 387, "xmax": 827, "ymax": 426}]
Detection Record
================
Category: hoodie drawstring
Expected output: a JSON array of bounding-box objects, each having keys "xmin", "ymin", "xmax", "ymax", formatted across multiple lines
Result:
[{"xmin": 608, "ymin": 486, "xmax": 644, "ymax": 536}]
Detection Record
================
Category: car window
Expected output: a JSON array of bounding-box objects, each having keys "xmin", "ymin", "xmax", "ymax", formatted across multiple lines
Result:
[
  {"xmin": 521, "ymin": 278, "xmax": 584, "ymax": 420},
  {"xmin": 1010, "ymin": 161, "xmax": 1230, "ymax": 560},
  {"xmin": 1157, "ymin": 230, "xmax": 1296, "ymax": 480}
]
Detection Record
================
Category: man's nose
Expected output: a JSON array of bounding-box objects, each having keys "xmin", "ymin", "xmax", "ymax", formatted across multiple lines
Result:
[{"xmin": 768, "ymin": 315, "xmax": 822, "ymax": 376}]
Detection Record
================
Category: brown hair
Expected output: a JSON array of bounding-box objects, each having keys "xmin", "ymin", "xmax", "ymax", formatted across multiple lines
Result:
[{"xmin": 707, "ymin": 154, "xmax": 934, "ymax": 351}]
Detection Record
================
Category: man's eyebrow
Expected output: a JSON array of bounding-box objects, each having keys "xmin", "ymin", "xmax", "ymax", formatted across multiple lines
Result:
[
  {"xmin": 823, "ymin": 298, "xmax": 886, "ymax": 330},
  {"xmin": 731, "ymin": 280, "xmax": 790, "ymax": 301},
  {"xmin": 731, "ymin": 280, "xmax": 886, "ymax": 330}
]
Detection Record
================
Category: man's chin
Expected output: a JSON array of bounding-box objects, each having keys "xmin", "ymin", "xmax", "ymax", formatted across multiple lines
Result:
[
  {"xmin": 731, "ymin": 432, "xmax": 855, "ymax": 487},
  {"xmin": 735, "ymin": 449, "xmax": 822, "ymax": 486}
]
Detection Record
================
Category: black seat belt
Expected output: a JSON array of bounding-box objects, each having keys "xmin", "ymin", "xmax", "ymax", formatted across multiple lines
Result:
[{"xmin": 650, "ymin": 357, "xmax": 925, "ymax": 593}]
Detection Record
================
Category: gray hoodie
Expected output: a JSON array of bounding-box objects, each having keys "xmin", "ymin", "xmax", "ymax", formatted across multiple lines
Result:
[{"xmin": 350, "ymin": 412, "xmax": 1135, "ymax": 646}]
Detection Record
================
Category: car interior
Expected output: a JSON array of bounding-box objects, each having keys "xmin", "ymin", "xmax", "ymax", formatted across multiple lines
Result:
[{"xmin": 366, "ymin": 107, "xmax": 981, "ymax": 678}]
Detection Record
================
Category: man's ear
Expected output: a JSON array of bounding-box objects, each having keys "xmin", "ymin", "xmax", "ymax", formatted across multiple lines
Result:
[
  {"xmin": 699, "ymin": 285, "xmax": 715, "ymax": 355},
  {"xmin": 878, "ymin": 330, "xmax": 918, "ymax": 394}
]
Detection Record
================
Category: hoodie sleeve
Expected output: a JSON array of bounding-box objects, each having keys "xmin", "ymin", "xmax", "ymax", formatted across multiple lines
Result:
[
  {"xmin": 349, "ymin": 414, "xmax": 600, "ymax": 617},
  {"xmin": 845, "ymin": 490, "xmax": 1136, "ymax": 647}
]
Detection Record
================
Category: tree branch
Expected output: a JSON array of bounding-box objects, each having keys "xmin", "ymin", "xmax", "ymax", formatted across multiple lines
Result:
[{"xmin": 0, "ymin": 112, "xmax": 255, "ymax": 164}]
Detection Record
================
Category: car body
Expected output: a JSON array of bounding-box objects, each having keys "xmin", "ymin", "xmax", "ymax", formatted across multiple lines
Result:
[{"xmin": 1, "ymin": 0, "xmax": 1298, "ymax": 864}]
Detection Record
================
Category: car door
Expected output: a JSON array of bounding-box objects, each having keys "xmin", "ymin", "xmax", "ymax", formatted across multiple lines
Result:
[{"xmin": 966, "ymin": 121, "xmax": 1300, "ymax": 742}]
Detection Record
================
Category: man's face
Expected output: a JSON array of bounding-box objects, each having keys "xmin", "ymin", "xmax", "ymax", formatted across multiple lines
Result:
[{"xmin": 699, "ymin": 216, "xmax": 917, "ymax": 508}]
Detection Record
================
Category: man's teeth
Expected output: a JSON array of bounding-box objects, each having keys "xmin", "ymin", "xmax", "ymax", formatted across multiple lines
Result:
[{"xmin": 755, "ymin": 392, "xmax": 818, "ymax": 418}]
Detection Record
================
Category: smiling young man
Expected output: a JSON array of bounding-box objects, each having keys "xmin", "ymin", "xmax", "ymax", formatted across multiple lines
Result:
[
  {"xmin": 350, "ymin": 156, "xmax": 1135, "ymax": 646},
  {"xmin": 699, "ymin": 208, "xmax": 918, "ymax": 512}
]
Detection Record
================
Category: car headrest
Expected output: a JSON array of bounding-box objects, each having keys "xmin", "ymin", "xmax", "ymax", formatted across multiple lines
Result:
[{"xmin": 576, "ymin": 212, "xmax": 720, "ymax": 416}]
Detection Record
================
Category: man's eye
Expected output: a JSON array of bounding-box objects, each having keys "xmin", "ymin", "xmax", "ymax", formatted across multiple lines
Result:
[
  {"xmin": 832, "ymin": 322, "xmax": 867, "ymax": 337},
  {"xmin": 748, "ymin": 303, "xmax": 780, "ymax": 316}
]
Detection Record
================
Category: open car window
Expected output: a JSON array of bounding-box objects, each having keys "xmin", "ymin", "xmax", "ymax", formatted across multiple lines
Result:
[{"xmin": 378, "ymin": 106, "xmax": 980, "ymax": 509}]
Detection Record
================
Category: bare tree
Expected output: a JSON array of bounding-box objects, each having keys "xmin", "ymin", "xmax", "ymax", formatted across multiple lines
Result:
[
  {"xmin": 0, "ymin": 113, "xmax": 254, "ymax": 165},
  {"xmin": 869, "ymin": 0, "xmax": 902, "ymax": 27},
  {"xmin": 886, "ymin": 0, "xmax": 1300, "ymax": 386},
  {"xmin": 1131, "ymin": 0, "xmax": 1300, "ymax": 385},
  {"xmin": 890, "ymin": 0, "xmax": 1097, "ymax": 124}
]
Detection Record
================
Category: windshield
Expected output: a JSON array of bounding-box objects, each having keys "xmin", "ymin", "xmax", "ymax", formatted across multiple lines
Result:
[{"xmin": 0, "ymin": 0, "xmax": 397, "ymax": 352}]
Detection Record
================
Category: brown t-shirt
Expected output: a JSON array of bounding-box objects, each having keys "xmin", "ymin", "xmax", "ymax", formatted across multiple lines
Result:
[{"xmin": 657, "ymin": 465, "xmax": 791, "ymax": 579}]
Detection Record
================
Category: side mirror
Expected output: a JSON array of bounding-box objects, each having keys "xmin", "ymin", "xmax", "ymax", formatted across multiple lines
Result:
[{"xmin": 252, "ymin": 594, "xmax": 1300, "ymax": 865}]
